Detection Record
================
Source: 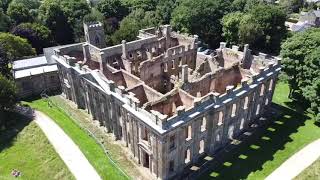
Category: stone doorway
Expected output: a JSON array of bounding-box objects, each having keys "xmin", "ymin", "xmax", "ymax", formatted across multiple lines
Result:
[{"xmin": 142, "ymin": 151, "xmax": 150, "ymax": 168}]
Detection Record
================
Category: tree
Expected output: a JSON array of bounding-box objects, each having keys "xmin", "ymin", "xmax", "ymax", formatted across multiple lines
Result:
[
  {"xmin": 0, "ymin": 74, "xmax": 17, "ymax": 112},
  {"xmin": 0, "ymin": 8, "xmax": 12, "ymax": 32},
  {"xmin": 122, "ymin": 0, "xmax": 158, "ymax": 11},
  {"xmin": 154, "ymin": 0, "xmax": 176, "ymax": 24},
  {"xmin": 238, "ymin": 14, "xmax": 263, "ymax": 46},
  {"xmin": 280, "ymin": 0, "xmax": 304, "ymax": 13},
  {"xmin": 7, "ymin": 2, "xmax": 33, "ymax": 24},
  {"xmin": 222, "ymin": 12, "xmax": 244, "ymax": 45},
  {"xmin": 0, "ymin": 44, "xmax": 10, "ymax": 77},
  {"xmin": 38, "ymin": 2, "xmax": 74, "ymax": 44},
  {"xmin": 281, "ymin": 28, "xmax": 320, "ymax": 97},
  {"xmin": 171, "ymin": 0, "xmax": 231, "ymax": 48},
  {"xmin": 11, "ymin": 0, "xmax": 40, "ymax": 10},
  {"xmin": 97, "ymin": 0, "xmax": 129, "ymax": 20},
  {"xmin": 111, "ymin": 9, "xmax": 157, "ymax": 44},
  {"xmin": 1, "ymin": 0, "xmax": 12, "ymax": 11},
  {"xmin": 247, "ymin": 4, "xmax": 287, "ymax": 53},
  {"xmin": 0, "ymin": 32, "xmax": 35, "ymax": 60},
  {"xmin": 12, "ymin": 23, "xmax": 53, "ymax": 54},
  {"xmin": 60, "ymin": 0, "xmax": 90, "ymax": 41}
]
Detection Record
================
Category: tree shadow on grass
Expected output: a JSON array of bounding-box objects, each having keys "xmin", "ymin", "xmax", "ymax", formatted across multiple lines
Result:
[
  {"xmin": 193, "ymin": 103, "xmax": 309, "ymax": 180},
  {"xmin": 0, "ymin": 112, "xmax": 32, "ymax": 153}
]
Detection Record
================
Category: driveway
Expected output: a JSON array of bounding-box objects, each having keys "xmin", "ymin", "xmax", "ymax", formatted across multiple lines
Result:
[{"xmin": 34, "ymin": 111, "xmax": 101, "ymax": 180}]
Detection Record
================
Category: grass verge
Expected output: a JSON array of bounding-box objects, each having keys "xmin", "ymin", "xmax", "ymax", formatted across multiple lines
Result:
[
  {"xmin": 0, "ymin": 113, "xmax": 74, "ymax": 180},
  {"xmin": 295, "ymin": 158, "xmax": 320, "ymax": 180},
  {"xmin": 198, "ymin": 82, "xmax": 320, "ymax": 179},
  {"xmin": 25, "ymin": 99, "xmax": 129, "ymax": 180}
]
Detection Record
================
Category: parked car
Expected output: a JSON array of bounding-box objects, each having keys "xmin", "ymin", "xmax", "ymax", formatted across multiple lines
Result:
[
  {"xmin": 203, "ymin": 49, "xmax": 214, "ymax": 55},
  {"xmin": 197, "ymin": 47, "xmax": 206, "ymax": 52}
]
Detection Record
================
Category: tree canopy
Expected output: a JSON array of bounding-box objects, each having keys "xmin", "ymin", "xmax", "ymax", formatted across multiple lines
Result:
[
  {"xmin": 0, "ymin": 44, "xmax": 10, "ymax": 77},
  {"xmin": 171, "ymin": 0, "xmax": 231, "ymax": 48},
  {"xmin": 111, "ymin": 9, "xmax": 157, "ymax": 44},
  {"xmin": 0, "ymin": 74, "xmax": 17, "ymax": 112},
  {"xmin": 7, "ymin": 2, "xmax": 33, "ymax": 24},
  {"xmin": 38, "ymin": 2, "xmax": 74, "ymax": 45},
  {"xmin": 281, "ymin": 28, "xmax": 320, "ymax": 122},
  {"xmin": 0, "ymin": 32, "xmax": 35, "ymax": 60},
  {"xmin": 12, "ymin": 23, "xmax": 53, "ymax": 54},
  {"xmin": 97, "ymin": 0, "xmax": 129, "ymax": 20},
  {"xmin": 0, "ymin": 8, "xmax": 12, "ymax": 32}
]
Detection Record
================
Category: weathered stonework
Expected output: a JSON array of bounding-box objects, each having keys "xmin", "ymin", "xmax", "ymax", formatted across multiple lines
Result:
[{"xmin": 53, "ymin": 22, "xmax": 281, "ymax": 180}]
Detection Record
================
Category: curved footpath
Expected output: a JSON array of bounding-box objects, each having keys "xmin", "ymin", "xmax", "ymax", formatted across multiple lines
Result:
[
  {"xmin": 34, "ymin": 111, "xmax": 101, "ymax": 180},
  {"xmin": 266, "ymin": 139, "xmax": 320, "ymax": 180}
]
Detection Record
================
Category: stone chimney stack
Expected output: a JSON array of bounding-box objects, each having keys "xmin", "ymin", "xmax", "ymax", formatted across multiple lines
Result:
[
  {"xmin": 242, "ymin": 44, "xmax": 252, "ymax": 69},
  {"xmin": 182, "ymin": 64, "xmax": 189, "ymax": 83}
]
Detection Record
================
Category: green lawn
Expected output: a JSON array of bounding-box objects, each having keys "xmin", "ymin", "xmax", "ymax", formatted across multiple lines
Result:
[
  {"xmin": 0, "ymin": 113, "xmax": 74, "ymax": 180},
  {"xmin": 198, "ymin": 82, "xmax": 320, "ymax": 180},
  {"xmin": 26, "ymin": 99, "xmax": 129, "ymax": 180},
  {"xmin": 295, "ymin": 158, "xmax": 320, "ymax": 180}
]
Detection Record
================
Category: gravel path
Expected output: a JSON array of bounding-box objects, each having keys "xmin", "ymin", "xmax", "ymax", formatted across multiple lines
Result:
[
  {"xmin": 266, "ymin": 139, "xmax": 320, "ymax": 180},
  {"xmin": 34, "ymin": 111, "xmax": 101, "ymax": 180}
]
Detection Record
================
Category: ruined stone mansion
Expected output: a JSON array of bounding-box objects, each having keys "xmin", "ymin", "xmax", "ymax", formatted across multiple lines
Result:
[{"xmin": 53, "ymin": 22, "xmax": 281, "ymax": 180}]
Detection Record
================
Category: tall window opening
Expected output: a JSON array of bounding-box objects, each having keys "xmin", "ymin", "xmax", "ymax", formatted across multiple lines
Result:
[
  {"xmin": 169, "ymin": 160, "xmax": 174, "ymax": 172},
  {"xmin": 218, "ymin": 111, "xmax": 223, "ymax": 125},
  {"xmin": 269, "ymin": 79, "xmax": 274, "ymax": 91},
  {"xmin": 199, "ymin": 140, "xmax": 204, "ymax": 154},
  {"xmin": 185, "ymin": 125, "xmax": 192, "ymax": 140},
  {"xmin": 260, "ymin": 84, "xmax": 265, "ymax": 96},
  {"xmin": 169, "ymin": 134, "xmax": 175, "ymax": 150},
  {"xmin": 185, "ymin": 148, "xmax": 191, "ymax": 164},
  {"xmin": 244, "ymin": 96, "xmax": 249, "ymax": 109},
  {"xmin": 256, "ymin": 104, "xmax": 261, "ymax": 115},
  {"xmin": 231, "ymin": 104, "xmax": 237, "ymax": 117},
  {"xmin": 201, "ymin": 116, "xmax": 207, "ymax": 132}
]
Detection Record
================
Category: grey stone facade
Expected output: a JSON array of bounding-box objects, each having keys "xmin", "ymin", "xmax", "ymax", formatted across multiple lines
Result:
[{"xmin": 53, "ymin": 23, "xmax": 281, "ymax": 180}]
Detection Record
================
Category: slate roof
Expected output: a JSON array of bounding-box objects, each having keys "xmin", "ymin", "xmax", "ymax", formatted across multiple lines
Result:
[{"xmin": 12, "ymin": 56, "xmax": 48, "ymax": 70}]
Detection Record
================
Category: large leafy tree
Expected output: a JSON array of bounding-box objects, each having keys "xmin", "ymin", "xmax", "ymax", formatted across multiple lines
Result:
[
  {"xmin": 38, "ymin": 2, "xmax": 74, "ymax": 44},
  {"xmin": 0, "ymin": 74, "xmax": 17, "ymax": 112},
  {"xmin": 280, "ymin": 0, "xmax": 304, "ymax": 13},
  {"xmin": 248, "ymin": 4, "xmax": 287, "ymax": 53},
  {"xmin": 0, "ymin": 32, "xmax": 35, "ymax": 60},
  {"xmin": 7, "ymin": 2, "xmax": 33, "ymax": 24},
  {"xmin": 281, "ymin": 29, "xmax": 320, "ymax": 122},
  {"xmin": 0, "ymin": 44, "xmax": 10, "ymax": 77},
  {"xmin": 302, "ymin": 49, "xmax": 320, "ymax": 122},
  {"xmin": 12, "ymin": 23, "xmax": 53, "ymax": 54},
  {"xmin": 222, "ymin": 12, "xmax": 245, "ymax": 45},
  {"xmin": 154, "ymin": 0, "xmax": 177, "ymax": 25},
  {"xmin": 171, "ymin": 0, "xmax": 231, "ymax": 48},
  {"xmin": 97, "ymin": 0, "xmax": 129, "ymax": 20},
  {"xmin": 281, "ymin": 28, "xmax": 320, "ymax": 96},
  {"xmin": 0, "ymin": 8, "xmax": 12, "ymax": 32},
  {"xmin": 111, "ymin": 9, "xmax": 157, "ymax": 44}
]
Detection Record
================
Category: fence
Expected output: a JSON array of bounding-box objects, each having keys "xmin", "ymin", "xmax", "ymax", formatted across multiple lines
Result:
[{"xmin": 40, "ymin": 93, "xmax": 130, "ymax": 179}]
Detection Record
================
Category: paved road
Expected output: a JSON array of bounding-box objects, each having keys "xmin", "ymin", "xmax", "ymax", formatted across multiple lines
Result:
[
  {"xmin": 266, "ymin": 139, "xmax": 320, "ymax": 180},
  {"xmin": 34, "ymin": 111, "xmax": 101, "ymax": 180}
]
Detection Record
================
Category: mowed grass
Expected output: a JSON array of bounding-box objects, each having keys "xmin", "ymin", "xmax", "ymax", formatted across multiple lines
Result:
[
  {"xmin": 0, "ymin": 114, "xmax": 74, "ymax": 180},
  {"xmin": 26, "ymin": 99, "xmax": 129, "ymax": 180},
  {"xmin": 198, "ymin": 82, "xmax": 320, "ymax": 180},
  {"xmin": 295, "ymin": 158, "xmax": 320, "ymax": 180}
]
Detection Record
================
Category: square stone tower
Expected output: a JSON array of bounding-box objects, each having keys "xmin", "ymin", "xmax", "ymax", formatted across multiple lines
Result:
[{"xmin": 83, "ymin": 21, "xmax": 106, "ymax": 48}]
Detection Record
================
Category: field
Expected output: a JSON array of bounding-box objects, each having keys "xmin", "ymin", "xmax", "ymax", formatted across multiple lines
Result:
[
  {"xmin": 295, "ymin": 158, "xmax": 320, "ymax": 180},
  {"xmin": 0, "ymin": 113, "xmax": 74, "ymax": 180}
]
